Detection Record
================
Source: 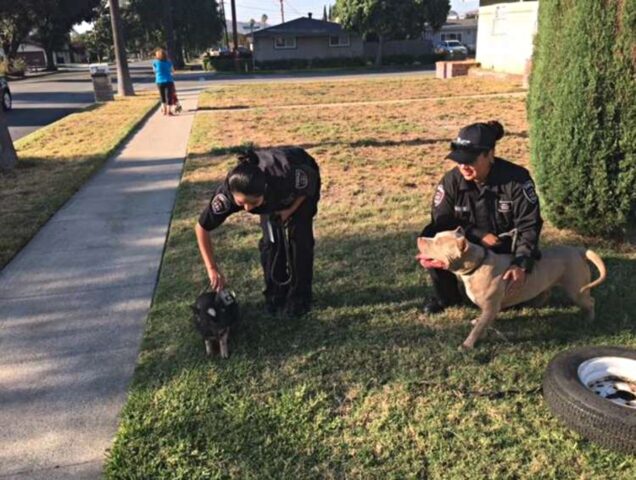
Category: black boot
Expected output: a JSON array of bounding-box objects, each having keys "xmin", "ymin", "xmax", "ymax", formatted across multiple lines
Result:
[
  {"xmin": 284, "ymin": 298, "xmax": 311, "ymax": 318},
  {"xmin": 422, "ymin": 299, "xmax": 447, "ymax": 315}
]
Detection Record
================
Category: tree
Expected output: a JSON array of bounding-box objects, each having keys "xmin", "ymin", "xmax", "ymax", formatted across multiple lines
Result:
[
  {"xmin": 109, "ymin": 0, "xmax": 135, "ymax": 96},
  {"xmin": 126, "ymin": 0, "xmax": 224, "ymax": 67},
  {"xmin": 0, "ymin": 1, "xmax": 38, "ymax": 62},
  {"xmin": 323, "ymin": 5, "xmax": 328, "ymax": 21},
  {"xmin": 0, "ymin": 108, "xmax": 17, "ymax": 171},
  {"xmin": 261, "ymin": 14, "xmax": 268, "ymax": 26},
  {"xmin": 528, "ymin": 0, "xmax": 636, "ymax": 236},
  {"xmin": 31, "ymin": 0, "xmax": 100, "ymax": 70},
  {"xmin": 335, "ymin": 0, "xmax": 449, "ymax": 66}
]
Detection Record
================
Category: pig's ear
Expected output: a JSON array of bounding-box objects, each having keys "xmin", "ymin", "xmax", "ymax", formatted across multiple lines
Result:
[
  {"xmin": 457, "ymin": 237, "xmax": 468, "ymax": 252},
  {"xmin": 454, "ymin": 226, "xmax": 465, "ymax": 237}
]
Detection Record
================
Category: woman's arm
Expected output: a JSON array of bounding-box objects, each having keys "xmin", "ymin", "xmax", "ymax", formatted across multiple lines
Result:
[{"xmin": 195, "ymin": 223, "xmax": 225, "ymax": 291}]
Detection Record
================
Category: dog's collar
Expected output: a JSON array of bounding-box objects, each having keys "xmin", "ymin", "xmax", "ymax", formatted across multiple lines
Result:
[{"xmin": 460, "ymin": 246, "xmax": 489, "ymax": 275}]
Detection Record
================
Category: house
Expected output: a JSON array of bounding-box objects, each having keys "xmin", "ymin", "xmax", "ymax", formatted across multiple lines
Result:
[
  {"xmin": 425, "ymin": 17, "xmax": 478, "ymax": 53},
  {"xmin": 251, "ymin": 14, "xmax": 363, "ymax": 65},
  {"xmin": 476, "ymin": 0, "xmax": 539, "ymax": 74}
]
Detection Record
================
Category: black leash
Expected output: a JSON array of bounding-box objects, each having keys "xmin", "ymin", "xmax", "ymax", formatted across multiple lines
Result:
[{"xmin": 268, "ymin": 215, "xmax": 295, "ymax": 288}]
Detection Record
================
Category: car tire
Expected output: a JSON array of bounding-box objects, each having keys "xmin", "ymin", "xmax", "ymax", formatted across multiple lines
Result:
[
  {"xmin": 543, "ymin": 346, "xmax": 636, "ymax": 454},
  {"xmin": 2, "ymin": 91, "xmax": 11, "ymax": 111}
]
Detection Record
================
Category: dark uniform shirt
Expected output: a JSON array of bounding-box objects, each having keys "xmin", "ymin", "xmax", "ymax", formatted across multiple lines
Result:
[
  {"xmin": 421, "ymin": 157, "xmax": 542, "ymax": 271},
  {"xmin": 198, "ymin": 148, "xmax": 320, "ymax": 231}
]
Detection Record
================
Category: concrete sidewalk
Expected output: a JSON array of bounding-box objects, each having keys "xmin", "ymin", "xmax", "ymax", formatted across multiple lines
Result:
[{"xmin": 0, "ymin": 90, "xmax": 200, "ymax": 479}]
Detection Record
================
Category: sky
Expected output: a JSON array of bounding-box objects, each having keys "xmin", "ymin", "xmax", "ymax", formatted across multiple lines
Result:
[
  {"xmin": 233, "ymin": 0, "xmax": 480, "ymax": 24},
  {"xmin": 74, "ymin": 1, "xmax": 480, "ymax": 34}
]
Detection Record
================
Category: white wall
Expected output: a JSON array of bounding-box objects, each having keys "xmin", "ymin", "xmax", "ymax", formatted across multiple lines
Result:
[{"xmin": 476, "ymin": 1, "xmax": 538, "ymax": 74}]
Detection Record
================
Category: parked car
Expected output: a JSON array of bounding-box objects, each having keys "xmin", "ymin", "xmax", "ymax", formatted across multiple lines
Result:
[
  {"xmin": 1, "ymin": 77, "xmax": 11, "ymax": 111},
  {"xmin": 435, "ymin": 40, "xmax": 469, "ymax": 59}
]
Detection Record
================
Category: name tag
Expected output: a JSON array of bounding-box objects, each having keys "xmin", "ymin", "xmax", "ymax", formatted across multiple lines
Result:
[{"xmin": 498, "ymin": 200, "xmax": 512, "ymax": 213}]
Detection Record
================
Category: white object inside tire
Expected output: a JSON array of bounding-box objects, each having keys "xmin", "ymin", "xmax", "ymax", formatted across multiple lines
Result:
[{"xmin": 578, "ymin": 356, "xmax": 636, "ymax": 408}]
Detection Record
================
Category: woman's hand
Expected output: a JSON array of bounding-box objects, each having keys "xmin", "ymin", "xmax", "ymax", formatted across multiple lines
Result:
[
  {"xmin": 503, "ymin": 265, "xmax": 525, "ymax": 294},
  {"xmin": 276, "ymin": 208, "xmax": 293, "ymax": 224},
  {"xmin": 208, "ymin": 268, "xmax": 226, "ymax": 292},
  {"xmin": 480, "ymin": 233, "xmax": 502, "ymax": 248}
]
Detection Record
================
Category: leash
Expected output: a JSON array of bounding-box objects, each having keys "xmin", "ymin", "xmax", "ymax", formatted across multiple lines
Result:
[{"xmin": 268, "ymin": 215, "xmax": 294, "ymax": 288}]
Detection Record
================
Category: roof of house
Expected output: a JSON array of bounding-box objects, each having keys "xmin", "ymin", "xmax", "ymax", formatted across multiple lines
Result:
[{"xmin": 253, "ymin": 17, "xmax": 349, "ymax": 37}]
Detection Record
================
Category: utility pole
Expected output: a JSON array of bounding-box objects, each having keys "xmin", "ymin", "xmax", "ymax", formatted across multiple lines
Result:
[
  {"xmin": 280, "ymin": 0, "xmax": 285, "ymax": 23},
  {"xmin": 220, "ymin": 0, "xmax": 230, "ymax": 49},
  {"xmin": 108, "ymin": 0, "xmax": 135, "ymax": 96},
  {"xmin": 230, "ymin": 0, "xmax": 240, "ymax": 71}
]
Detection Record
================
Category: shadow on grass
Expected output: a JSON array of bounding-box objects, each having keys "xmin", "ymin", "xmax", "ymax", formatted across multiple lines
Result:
[{"xmin": 134, "ymin": 219, "xmax": 636, "ymax": 391}]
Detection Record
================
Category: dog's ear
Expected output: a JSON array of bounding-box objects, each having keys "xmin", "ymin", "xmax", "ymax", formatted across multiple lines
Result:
[
  {"xmin": 457, "ymin": 237, "xmax": 468, "ymax": 252},
  {"xmin": 454, "ymin": 226, "xmax": 465, "ymax": 237}
]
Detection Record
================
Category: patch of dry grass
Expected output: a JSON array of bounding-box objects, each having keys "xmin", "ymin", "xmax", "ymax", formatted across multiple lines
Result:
[
  {"xmin": 0, "ymin": 94, "xmax": 158, "ymax": 269},
  {"xmin": 198, "ymin": 75, "xmax": 524, "ymax": 110}
]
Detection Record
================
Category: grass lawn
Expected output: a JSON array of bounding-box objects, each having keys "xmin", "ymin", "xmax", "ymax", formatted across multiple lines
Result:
[
  {"xmin": 198, "ymin": 75, "xmax": 524, "ymax": 110},
  {"xmin": 106, "ymin": 76, "xmax": 636, "ymax": 479},
  {"xmin": 0, "ymin": 94, "xmax": 158, "ymax": 270}
]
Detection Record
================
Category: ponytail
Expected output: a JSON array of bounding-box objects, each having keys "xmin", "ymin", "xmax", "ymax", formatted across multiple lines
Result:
[
  {"xmin": 237, "ymin": 148, "xmax": 259, "ymax": 165},
  {"xmin": 486, "ymin": 120, "xmax": 504, "ymax": 141}
]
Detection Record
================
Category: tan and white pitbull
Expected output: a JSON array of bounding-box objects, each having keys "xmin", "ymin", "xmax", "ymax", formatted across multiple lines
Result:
[{"xmin": 417, "ymin": 228, "xmax": 607, "ymax": 349}]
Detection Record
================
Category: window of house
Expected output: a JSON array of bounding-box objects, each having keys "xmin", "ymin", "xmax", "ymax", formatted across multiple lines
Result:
[
  {"xmin": 274, "ymin": 36, "xmax": 296, "ymax": 49},
  {"xmin": 441, "ymin": 33, "xmax": 462, "ymax": 42},
  {"xmin": 329, "ymin": 35, "xmax": 350, "ymax": 47}
]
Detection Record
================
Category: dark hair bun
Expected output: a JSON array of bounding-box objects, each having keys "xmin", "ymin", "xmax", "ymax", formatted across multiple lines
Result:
[
  {"xmin": 237, "ymin": 148, "xmax": 259, "ymax": 165},
  {"xmin": 486, "ymin": 120, "xmax": 504, "ymax": 141}
]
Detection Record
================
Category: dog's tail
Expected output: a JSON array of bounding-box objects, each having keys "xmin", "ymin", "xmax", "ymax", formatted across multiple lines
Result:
[{"xmin": 580, "ymin": 249, "xmax": 607, "ymax": 294}]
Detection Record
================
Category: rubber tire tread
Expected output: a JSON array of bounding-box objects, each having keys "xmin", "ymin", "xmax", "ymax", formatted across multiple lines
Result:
[{"xmin": 542, "ymin": 346, "xmax": 636, "ymax": 454}]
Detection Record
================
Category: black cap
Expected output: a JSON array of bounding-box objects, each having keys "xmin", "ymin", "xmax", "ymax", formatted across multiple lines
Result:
[{"xmin": 446, "ymin": 123, "xmax": 498, "ymax": 165}]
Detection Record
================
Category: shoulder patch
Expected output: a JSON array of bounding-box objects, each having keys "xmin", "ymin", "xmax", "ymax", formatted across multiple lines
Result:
[
  {"xmin": 434, "ymin": 184, "xmax": 445, "ymax": 207},
  {"xmin": 522, "ymin": 180, "xmax": 538, "ymax": 204},
  {"xmin": 295, "ymin": 168, "xmax": 309, "ymax": 190},
  {"xmin": 211, "ymin": 193, "xmax": 231, "ymax": 215}
]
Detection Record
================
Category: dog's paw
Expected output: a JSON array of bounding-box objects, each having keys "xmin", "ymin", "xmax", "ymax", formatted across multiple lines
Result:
[{"xmin": 470, "ymin": 318, "xmax": 479, "ymax": 326}]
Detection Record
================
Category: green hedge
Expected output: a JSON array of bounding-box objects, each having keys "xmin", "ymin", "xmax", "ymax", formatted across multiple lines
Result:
[
  {"xmin": 528, "ymin": 0, "xmax": 636, "ymax": 236},
  {"xmin": 203, "ymin": 54, "xmax": 443, "ymax": 72}
]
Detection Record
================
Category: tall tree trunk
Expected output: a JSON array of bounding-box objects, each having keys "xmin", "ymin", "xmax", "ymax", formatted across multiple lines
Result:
[
  {"xmin": 161, "ymin": 0, "xmax": 177, "ymax": 64},
  {"xmin": 0, "ymin": 109, "xmax": 17, "ymax": 171},
  {"xmin": 374, "ymin": 34, "xmax": 384, "ymax": 67},
  {"xmin": 108, "ymin": 0, "xmax": 135, "ymax": 96},
  {"xmin": 173, "ymin": 34, "xmax": 185, "ymax": 69},
  {"xmin": 44, "ymin": 47, "xmax": 57, "ymax": 71}
]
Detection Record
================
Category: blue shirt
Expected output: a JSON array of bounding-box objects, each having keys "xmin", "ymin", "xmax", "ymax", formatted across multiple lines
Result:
[{"xmin": 152, "ymin": 59, "xmax": 173, "ymax": 84}]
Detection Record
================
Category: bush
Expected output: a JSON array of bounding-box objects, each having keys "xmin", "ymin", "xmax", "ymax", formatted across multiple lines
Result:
[
  {"xmin": 378, "ymin": 53, "xmax": 444, "ymax": 66},
  {"xmin": 203, "ymin": 55, "xmax": 252, "ymax": 72},
  {"xmin": 0, "ymin": 58, "xmax": 27, "ymax": 77},
  {"xmin": 528, "ymin": 0, "xmax": 636, "ymax": 236}
]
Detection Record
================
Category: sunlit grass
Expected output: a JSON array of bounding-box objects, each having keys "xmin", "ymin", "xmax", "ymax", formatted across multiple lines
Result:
[{"xmin": 0, "ymin": 94, "xmax": 158, "ymax": 269}]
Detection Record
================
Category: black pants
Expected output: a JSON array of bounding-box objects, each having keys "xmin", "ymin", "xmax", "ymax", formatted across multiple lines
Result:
[
  {"xmin": 259, "ymin": 200, "xmax": 317, "ymax": 306},
  {"xmin": 426, "ymin": 267, "xmax": 464, "ymax": 307},
  {"xmin": 157, "ymin": 81, "xmax": 175, "ymax": 105}
]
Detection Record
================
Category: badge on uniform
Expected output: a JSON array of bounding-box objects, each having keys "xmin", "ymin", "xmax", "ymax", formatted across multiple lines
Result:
[
  {"xmin": 522, "ymin": 181, "xmax": 538, "ymax": 204},
  {"xmin": 498, "ymin": 200, "xmax": 512, "ymax": 213},
  {"xmin": 295, "ymin": 169, "xmax": 309, "ymax": 190},
  {"xmin": 434, "ymin": 184, "xmax": 445, "ymax": 207},
  {"xmin": 211, "ymin": 193, "xmax": 231, "ymax": 215}
]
